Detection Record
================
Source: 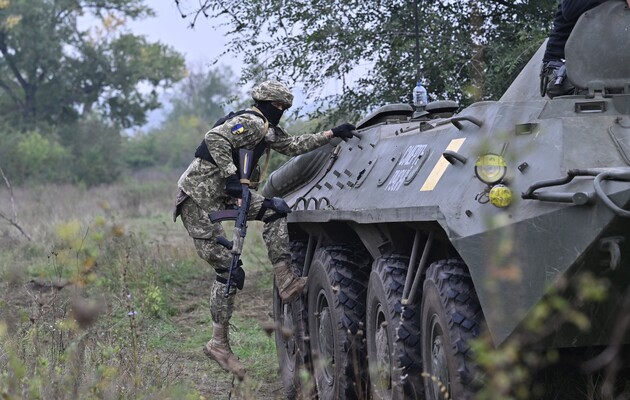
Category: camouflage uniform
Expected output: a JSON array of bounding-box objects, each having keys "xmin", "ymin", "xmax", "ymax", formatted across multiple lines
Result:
[{"xmin": 175, "ymin": 92, "xmax": 331, "ymax": 324}]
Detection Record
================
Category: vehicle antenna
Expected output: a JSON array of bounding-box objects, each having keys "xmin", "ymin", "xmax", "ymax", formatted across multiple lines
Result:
[{"xmin": 414, "ymin": 0, "xmax": 422, "ymax": 83}]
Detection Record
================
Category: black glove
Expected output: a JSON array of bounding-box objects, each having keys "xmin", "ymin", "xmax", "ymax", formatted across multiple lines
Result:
[
  {"xmin": 262, "ymin": 197, "xmax": 292, "ymax": 216},
  {"xmin": 540, "ymin": 60, "xmax": 574, "ymax": 98},
  {"xmin": 331, "ymin": 123, "xmax": 356, "ymax": 141},
  {"xmin": 224, "ymin": 174, "xmax": 242, "ymax": 198}
]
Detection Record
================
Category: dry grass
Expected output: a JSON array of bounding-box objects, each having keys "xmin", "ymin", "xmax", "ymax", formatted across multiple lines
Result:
[{"xmin": 0, "ymin": 177, "xmax": 284, "ymax": 399}]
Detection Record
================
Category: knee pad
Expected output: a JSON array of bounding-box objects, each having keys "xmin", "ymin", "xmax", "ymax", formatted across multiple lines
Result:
[{"xmin": 215, "ymin": 260, "xmax": 246, "ymax": 290}]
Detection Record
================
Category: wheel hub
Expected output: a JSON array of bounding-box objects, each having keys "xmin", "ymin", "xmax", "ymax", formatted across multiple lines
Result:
[
  {"xmin": 282, "ymin": 303, "xmax": 296, "ymax": 358},
  {"xmin": 430, "ymin": 317, "xmax": 449, "ymax": 398},
  {"xmin": 374, "ymin": 308, "xmax": 391, "ymax": 391},
  {"xmin": 317, "ymin": 296, "xmax": 335, "ymax": 384}
]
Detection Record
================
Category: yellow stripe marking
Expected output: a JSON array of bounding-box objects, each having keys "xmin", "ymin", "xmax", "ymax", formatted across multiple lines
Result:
[{"xmin": 420, "ymin": 138, "xmax": 466, "ymax": 191}]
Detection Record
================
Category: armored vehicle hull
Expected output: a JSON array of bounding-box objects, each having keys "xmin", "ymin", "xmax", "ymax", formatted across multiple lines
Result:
[{"xmin": 265, "ymin": 2, "xmax": 630, "ymax": 398}]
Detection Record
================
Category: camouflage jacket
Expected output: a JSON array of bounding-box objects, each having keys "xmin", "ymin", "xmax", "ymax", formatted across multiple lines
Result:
[{"xmin": 177, "ymin": 107, "xmax": 331, "ymax": 212}]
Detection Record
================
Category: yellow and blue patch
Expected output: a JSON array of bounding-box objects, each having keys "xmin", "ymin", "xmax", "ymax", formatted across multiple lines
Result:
[{"xmin": 231, "ymin": 124, "xmax": 245, "ymax": 135}]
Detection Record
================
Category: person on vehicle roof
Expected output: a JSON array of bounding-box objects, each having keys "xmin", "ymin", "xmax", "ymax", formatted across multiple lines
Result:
[
  {"xmin": 541, "ymin": 0, "xmax": 629, "ymax": 98},
  {"xmin": 173, "ymin": 80, "xmax": 355, "ymax": 379}
]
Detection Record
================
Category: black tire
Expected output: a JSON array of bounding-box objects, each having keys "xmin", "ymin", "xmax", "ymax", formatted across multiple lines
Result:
[
  {"xmin": 366, "ymin": 256, "xmax": 424, "ymax": 400},
  {"xmin": 421, "ymin": 259, "xmax": 483, "ymax": 400},
  {"xmin": 273, "ymin": 241, "xmax": 310, "ymax": 400},
  {"xmin": 307, "ymin": 245, "xmax": 370, "ymax": 400}
]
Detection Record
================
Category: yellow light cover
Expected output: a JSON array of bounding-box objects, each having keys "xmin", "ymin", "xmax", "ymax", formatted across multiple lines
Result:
[
  {"xmin": 475, "ymin": 154, "xmax": 507, "ymax": 184},
  {"xmin": 489, "ymin": 184, "xmax": 512, "ymax": 208}
]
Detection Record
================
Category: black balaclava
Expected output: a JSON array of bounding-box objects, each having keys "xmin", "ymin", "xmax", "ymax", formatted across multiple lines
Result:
[{"xmin": 256, "ymin": 101, "xmax": 284, "ymax": 126}]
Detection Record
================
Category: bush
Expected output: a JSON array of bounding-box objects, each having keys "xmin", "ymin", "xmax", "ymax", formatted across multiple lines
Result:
[
  {"xmin": 64, "ymin": 117, "xmax": 123, "ymax": 186},
  {"xmin": 0, "ymin": 127, "xmax": 72, "ymax": 184},
  {"xmin": 0, "ymin": 118, "xmax": 124, "ymax": 186}
]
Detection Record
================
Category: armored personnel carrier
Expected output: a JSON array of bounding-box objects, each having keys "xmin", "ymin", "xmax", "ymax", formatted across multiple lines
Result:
[{"xmin": 263, "ymin": 2, "xmax": 630, "ymax": 399}]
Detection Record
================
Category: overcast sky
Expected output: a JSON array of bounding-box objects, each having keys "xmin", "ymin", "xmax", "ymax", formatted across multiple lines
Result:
[
  {"xmin": 131, "ymin": 1, "xmax": 229, "ymax": 68},
  {"xmin": 125, "ymin": 1, "xmax": 236, "ymax": 128}
]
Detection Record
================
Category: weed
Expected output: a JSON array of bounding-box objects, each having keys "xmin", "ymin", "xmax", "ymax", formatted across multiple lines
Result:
[{"xmin": 0, "ymin": 180, "xmax": 282, "ymax": 399}]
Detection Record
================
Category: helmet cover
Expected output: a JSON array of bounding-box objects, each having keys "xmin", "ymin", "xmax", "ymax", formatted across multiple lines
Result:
[{"xmin": 251, "ymin": 80, "xmax": 293, "ymax": 107}]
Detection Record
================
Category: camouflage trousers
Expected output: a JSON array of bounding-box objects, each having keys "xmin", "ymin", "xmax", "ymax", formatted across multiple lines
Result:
[{"xmin": 179, "ymin": 193, "xmax": 290, "ymax": 324}]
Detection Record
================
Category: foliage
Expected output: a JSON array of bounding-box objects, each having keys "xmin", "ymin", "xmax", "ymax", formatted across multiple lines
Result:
[
  {"xmin": 65, "ymin": 116, "xmax": 125, "ymax": 185},
  {"xmin": 167, "ymin": 64, "xmax": 241, "ymax": 126},
  {"xmin": 0, "ymin": 117, "xmax": 124, "ymax": 186},
  {"xmin": 0, "ymin": 0, "xmax": 185, "ymax": 129},
  {"xmin": 472, "ymin": 272, "xmax": 613, "ymax": 399},
  {"xmin": 0, "ymin": 179, "xmax": 281, "ymax": 398},
  {"xmin": 177, "ymin": 0, "xmax": 556, "ymax": 122},
  {"xmin": 0, "ymin": 208, "xmax": 198, "ymax": 398},
  {"xmin": 123, "ymin": 66, "xmax": 241, "ymax": 170},
  {"xmin": 0, "ymin": 126, "xmax": 72, "ymax": 184}
]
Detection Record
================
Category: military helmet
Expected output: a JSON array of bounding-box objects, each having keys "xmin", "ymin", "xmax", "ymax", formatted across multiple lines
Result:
[{"xmin": 251, "ymin": 80, "xmax": 294, "ymax": 108}]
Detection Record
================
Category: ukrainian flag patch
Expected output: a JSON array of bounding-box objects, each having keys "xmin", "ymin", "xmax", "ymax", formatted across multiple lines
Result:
[{"xmin": 231, "ymin": 124, "xmax": 245, "ymax": 135}]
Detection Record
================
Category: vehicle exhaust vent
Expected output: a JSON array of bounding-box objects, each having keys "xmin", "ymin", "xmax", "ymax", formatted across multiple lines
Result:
[{"xmin": 575, "ymin": 101, "xmax": 606, "ymax": 114}]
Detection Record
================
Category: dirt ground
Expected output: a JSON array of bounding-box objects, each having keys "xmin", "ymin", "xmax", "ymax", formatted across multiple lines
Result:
[
  {"xmin": 155, "ymin": 269, "xmax": 286, "ymax": 400},
  {"xmin": 1, "ymin": 259, "xmax": 286, "ymax": 400},
  {"xmin": 0, "ymin": 181, "xmax": 287, "ymax": 399}
]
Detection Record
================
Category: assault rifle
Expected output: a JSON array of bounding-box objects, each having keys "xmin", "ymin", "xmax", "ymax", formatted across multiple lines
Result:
[{"xmin": 209, "ymin": 148, "xmax": 255, "ymax": 297}]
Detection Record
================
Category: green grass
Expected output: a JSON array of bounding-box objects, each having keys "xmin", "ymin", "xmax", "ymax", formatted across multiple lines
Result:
[
  {"xmin": 231, "ymin": 316, "xmax": 278, "ymax": 380},
  {"xmin": 0, "ymin": 179, "xmax": 282, "ymax": 399}
]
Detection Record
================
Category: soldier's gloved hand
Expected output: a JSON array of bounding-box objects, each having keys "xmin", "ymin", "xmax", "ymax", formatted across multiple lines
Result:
[
  {"xmin": 224, "ymin": 174, "xmax": 242, "ymax": 198},
  {"xmin": 540, "ymin": 60, "xmax": 574, "ymax": 98},
  {"xmin": 331, "ymin": 123, "xmax": 356, "ymax": 141},
  {"xmin": 262, "ymin": 197, "xmax": 292, "ymax": 216}
]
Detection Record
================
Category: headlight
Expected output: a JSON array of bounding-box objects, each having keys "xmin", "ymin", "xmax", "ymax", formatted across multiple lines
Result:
[
  {"xmin": 489, "ymin": 184, "xmax": 513, "ymax": 208},
  {"xmin": 475, "ymin": 154, "xmax": 507, "ymax": 185}
]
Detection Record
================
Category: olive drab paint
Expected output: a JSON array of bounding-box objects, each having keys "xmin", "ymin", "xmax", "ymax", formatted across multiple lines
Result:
[{"xmin": 263, "ymin": 2, "xmax": 630, "ymax": 398}]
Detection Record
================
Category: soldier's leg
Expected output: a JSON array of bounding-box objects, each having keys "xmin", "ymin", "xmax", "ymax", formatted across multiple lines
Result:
[
  {"xmin": 179, "ymin": 198, "xmax": 245, "ymax": 379},
  {"xmin": 249, "ymin": 194, "xmax": 306, "ymax": 303}
]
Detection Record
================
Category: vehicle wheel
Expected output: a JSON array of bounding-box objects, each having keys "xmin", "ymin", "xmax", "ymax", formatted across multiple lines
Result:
[
  {"xmin": 307, "ymin": 245, "xmax": 370, "ymax": 400},
  {"xmin": 366, "ymin": 256, "xmax": 424, "ymax": 400},
  {"xmin": 273, "ymin": 240, "xmax": 310, "ymax": 399},
  {"xmin": 421, "ymin": 259, "xmax": 483, "ymax": 400}
]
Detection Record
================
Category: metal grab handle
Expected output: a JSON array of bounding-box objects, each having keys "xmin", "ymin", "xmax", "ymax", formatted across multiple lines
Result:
[
  {"xmin": 350, "ymin": 130, "xmax": 362, "ymax": 139},
  {"xmin": 292, "ymin": 196, "xmax": 333, "ymax": 210},
  {"xmin": 450, "ymin": 115, "xmax": 484, "ymax": 130},
  {"xmin": 522, "ymin": 174, "xmax": 577, "ymax": 199},
  {"xmin": 442, "ymin": 150, "xmax": 467, "ymax": 165},
  {"xmin": 594, "ymin": 171, "xmax": 630, "ymax": 217},
  {"xmin": 533, "ymin": 191, "xmax": 594, "ymax": 205},
  {"xmin": 522, "ymin": 168, "xmax": 630, "ymax": 217}
]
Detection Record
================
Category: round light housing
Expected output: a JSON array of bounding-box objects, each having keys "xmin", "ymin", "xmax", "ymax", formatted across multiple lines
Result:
[
  {"xmin": 475, "ymin": 154, "xmax": 507, "ymax": 185},
  {"xmin": 489, "ymin": 184, "xmax": 513, "ymax": 208}
]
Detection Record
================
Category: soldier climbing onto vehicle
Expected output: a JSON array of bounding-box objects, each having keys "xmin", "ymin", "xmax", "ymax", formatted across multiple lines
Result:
[{"xmin": 173, "ymin": 80, "xmax": 356, "ymax": 379}]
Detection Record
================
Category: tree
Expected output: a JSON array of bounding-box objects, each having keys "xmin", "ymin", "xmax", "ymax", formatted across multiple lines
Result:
[
  {"xmin": 124, "ymin": 65, "xmax": 240, "ymax": 170},
  {"xmin": 175, "ymin": 0, "xmax": 555, "ymax": 122},
  {"xmin": 167, "ymin": 64, "xmax": 240, "ymax": 126},
  {"xmin": 0, "ymin": 0, "xmax": 186, "ymax": 129}
]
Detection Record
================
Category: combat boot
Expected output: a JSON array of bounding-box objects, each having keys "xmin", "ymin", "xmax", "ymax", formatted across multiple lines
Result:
[
  {"xmin": 203, "ymin": 322, "xmax": 246, "ymax": 380},
  {"xmin": 274, "ymin": 261, "xmax": 307, "ymax": 303}
]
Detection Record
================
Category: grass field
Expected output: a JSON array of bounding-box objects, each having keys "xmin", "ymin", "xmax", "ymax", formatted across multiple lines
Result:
[
  {"xmin": 4, "ymin": 175, "xmax": 630, "ymax": 400},
  {"xmin": 0, "ymin": 174, "xmax": 284, "ymax": 399}
]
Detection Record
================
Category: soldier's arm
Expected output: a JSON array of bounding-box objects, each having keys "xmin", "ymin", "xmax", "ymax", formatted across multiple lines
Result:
[
  {"xmin": 267, "ymin": 126, "xmax": 332, "ymax": 156},
  {"xmin": 561, "ymin": 0, "xmax": 606, "ymax": 22},
  {"xmin": 204, "ymin": 128, "xmax": 237, "ymax": 178},
  {"xmin": 205, "ymin": 115, "xmax": 268, "ymax": 177}
]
